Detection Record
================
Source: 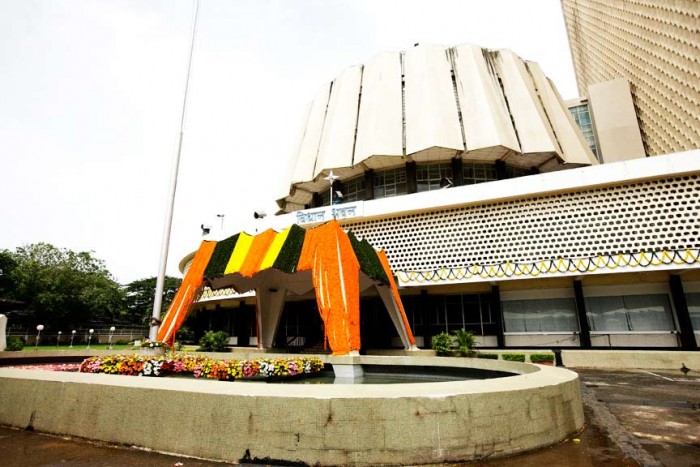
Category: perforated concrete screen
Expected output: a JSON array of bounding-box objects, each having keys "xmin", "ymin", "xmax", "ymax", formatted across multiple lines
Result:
[{"xmin": 344, "ymin": 174, "xmax": 700, "ymax": 280}]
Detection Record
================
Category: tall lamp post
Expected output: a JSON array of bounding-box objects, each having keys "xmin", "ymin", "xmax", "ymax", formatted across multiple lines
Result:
[
  {"xmin": 108, "ymin": 326, "xmax": 116, "ymax": 350},
  {"xmin": 57, "ymin": 331, "xmax": 62, "ymax": 348},
  {"xmin": 217, "ymin": 214, "xmax": 225, "ymax": 237},
  {"xmin": 69, "ymin": 330, "xmax": 76, "ymax": 348},
  {"xmin": 150, "ymin": 0, "xmax": 201, "ymax": 342},
  {"xmin": 35, "ymin": 324, "xmax": 44, "ymax": 349}
]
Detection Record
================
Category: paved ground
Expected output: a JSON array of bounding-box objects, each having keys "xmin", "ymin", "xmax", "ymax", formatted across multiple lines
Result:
[{"xmin": 0, "ymin": 368, "xmax": 698, "ymax": 466}]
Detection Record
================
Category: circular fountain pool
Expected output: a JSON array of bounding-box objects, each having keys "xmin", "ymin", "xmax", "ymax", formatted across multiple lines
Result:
[{"xmin": 0, "ymin": 352, "xmax": 584, "ymax": 466}]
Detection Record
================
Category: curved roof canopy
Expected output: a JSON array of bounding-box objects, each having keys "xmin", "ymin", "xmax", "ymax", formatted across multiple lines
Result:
[{"xmin": 277, "ymin": 43, "xmax": 598, "ymax": 212}]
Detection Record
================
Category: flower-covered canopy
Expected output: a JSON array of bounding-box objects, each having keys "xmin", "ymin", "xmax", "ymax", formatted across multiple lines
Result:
[{"xmin": 158, "ymin": 220, "xmax": 417, "ymax": 355}]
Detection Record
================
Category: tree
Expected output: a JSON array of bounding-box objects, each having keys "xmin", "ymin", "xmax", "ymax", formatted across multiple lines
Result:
[
  {"xmin": 7, "ymin": 243, "xmax": 124, "ymax": 328},
  {"xmin": 122, "ymin": 276, "xmax": 182, "ymax": 325},
  {"xmin": 0, "ymin": 249, "xmax": 18, "ymax": 298}
]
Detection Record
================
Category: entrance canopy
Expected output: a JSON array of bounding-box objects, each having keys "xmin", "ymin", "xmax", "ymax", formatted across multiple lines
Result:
[{"xmin": 158, "ymin": 220, "xmax": 417, "ymax": 355}]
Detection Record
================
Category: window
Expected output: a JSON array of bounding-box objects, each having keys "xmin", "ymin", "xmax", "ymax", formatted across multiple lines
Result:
[
  {"xmin": 684, "ymin": 293, "xmax": 700, "ymax": 331},
  {"xmin": 417, "ymin": 163, "xmax": 452, "ymax": 192},
  {"xmin": 569, "ymin": 104, "xmax": 601, "ymax": 161},
  {"xmin": 505, "ymin": 165, "xmax": 529, "ymax": 179},
  {"xmin": 502, "ymin": 298, "xmax": 579, "ymax": 332},
  {"xmin": 429, "ymin": 293, "xmax": 494, "ymax": 334},
  {"xmin": 374, "ymin": 167, "xmax": 407, "ymax": 199},
  {"xmin": 341, "ymin": 176, "xmax": 365, "ymax": 203},
  {"xmin": 462, "ymin": 163, "xmax": 497, "ymax": 185},
  {"xmin": 585, "ymin": 294, "xmax": 676, "ymax": 332}
]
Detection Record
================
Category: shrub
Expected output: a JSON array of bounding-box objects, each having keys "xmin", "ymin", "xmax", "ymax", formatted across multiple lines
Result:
[
  {"xmin": 198, "ymin": 331, "xmax": 229, "ymax": 352},
  {"xmin": 476, "ymin": 353, "xmax": 498, "ymax": 360},
  {"xmin": 431, "ymin": 332, "xmax": 453, "ymax": 356},
  {"xmin": 452, "ymin": 329, "xmax": 475, "ymax": 356},
  {"xmin": 530, "ymin": 353, "xmax": 555, "ymax": 364},
  {"xmin": 502, "ymin": 353, "xmax": 526, "ymax": 362},
  {"xmin": 176, "ymin": 325, "xmax": 196, "ymax": 344},
  {"xmin": 5, "ymin": 336, "xmax": 25, "ymax": 351}
]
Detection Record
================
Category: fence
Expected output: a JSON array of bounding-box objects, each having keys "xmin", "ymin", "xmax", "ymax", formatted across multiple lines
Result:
[{"xmin": 5, "ymin": 325, "xmax": 149, "ymax": 347}]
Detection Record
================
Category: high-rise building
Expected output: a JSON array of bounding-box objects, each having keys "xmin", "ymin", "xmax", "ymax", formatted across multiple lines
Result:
[{"xmin": 561, "ymin": 0, "xmax": 700, "ymax": 156}]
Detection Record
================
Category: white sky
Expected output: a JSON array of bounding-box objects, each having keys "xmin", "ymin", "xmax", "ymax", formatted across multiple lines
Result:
[{"xmin": 0, "ymin": 0, "xmax": 579, "ymax": 284}]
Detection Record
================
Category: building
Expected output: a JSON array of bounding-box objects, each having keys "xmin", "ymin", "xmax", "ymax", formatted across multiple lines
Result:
[
  {"xmin": 183, "ymin": 43, "xmax": 700, "ymax": 352},
  {"xmin": 561, "ymin": 0, "xmax": 700, "ymax": 156}
]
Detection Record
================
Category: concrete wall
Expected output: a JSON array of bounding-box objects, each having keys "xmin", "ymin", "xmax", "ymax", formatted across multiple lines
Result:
[
  {"xmin": 0, "ymin": 356, "xmax": 583, "ymax": 466},
  {"xmin": 587, "ymin": 78, "xmax": 646, "ymax": 163},
  {"xmin": 561, "ymin": 350, "xmax": 700, "ymax": 370}
]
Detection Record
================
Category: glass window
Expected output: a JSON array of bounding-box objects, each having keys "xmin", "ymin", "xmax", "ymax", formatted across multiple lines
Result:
[
  {"xmin": 502, "ymin": 298, "xmax": 579, "ymax": 332},
  {"xmin": 585, "ymin": 294, "xmax": 676, "ymax": 332},
  {"xmin": 462, "ymin": 163, "xmax": 497, "ymax": 185},
  {"xmin": 684, "ymin": 293, "xmax": 700, "ymax": 331},
  {"xmin": 569, "ymin": 104, "xmax": 600, "ymax": 161},
  {"xmin": 341, "ymin": 176, "xmax": 365, "ymax": 203},
  {"xmin": 417, "ymin": 163, "xmax": 452, "ymax": 192},
  {"xmin": 374, "ymin": 167, "xmax": 407, "ymax": 199}
]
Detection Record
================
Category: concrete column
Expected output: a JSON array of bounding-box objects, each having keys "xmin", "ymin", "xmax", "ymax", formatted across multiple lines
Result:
[
  {"xmin": 450, "ymin": 158, "xmax": 463, "ymax": 186},
  {"xmin": 364, "ymin": 169, "xmax": 375, "ymax": 201},
  {"xmin": 376, "ymin": 286, "xmax": 417, "ymax": 350},
  {"xmin": 0, "ymin": 314, "xmax": 6, "ymax": 351},
  {"xmin": 669, "ymin": 275, "xmax": 698, "ymax": 350},
  {"xmin": 495, "ymin": 160, "xmax": 507, "ymax": 180},
  {"xmin": 406, "ymin": 161, "xmax": 417, "ymax": 194},
  {"xmin": 573, "ymin": 280, "xmax": 592, "ymax": 348},
  {"xmin": 255, "ymin": 288, "xmax": 287, "ymax": 349},
  {"xmin": 491, "ymin": 285, "xmax": 505, "ymax": 347}
]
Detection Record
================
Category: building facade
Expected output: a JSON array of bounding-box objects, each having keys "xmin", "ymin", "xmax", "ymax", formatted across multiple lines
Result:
[
  {"xmin": 561, "ymin": 0, "xmax": 700, "ymax": 156},
  {"xmin": 183, "ymin": 43, "xmax": 700, "ymax": 352}
]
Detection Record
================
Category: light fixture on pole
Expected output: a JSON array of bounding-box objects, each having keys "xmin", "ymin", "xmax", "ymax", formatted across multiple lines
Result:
[
  {"xmin": 108, "ymin": 326, "xmax": 116, "ymax": 350},
  {"xmin": 150, "ymin": 0, "xmax": 201, "ymax": 342},
  {"xmin": 216, "ymin": 214, "xmax": 225, "ymax": 235},
  {"xmin": 324, "ymin": 170, "xmax": 339, "ymax": 207},
  {"xmin": 57, "ymin": 331, "xmax": 62, "ymax": 348},
  {"xmin": 35, "ymin": 324, "xmax": 44, "ymax": 349},
  {"xmin": 87, "ymin": 328, "xmax": 94, "ymax": 349},
  {"xmin": 70, "ymin": 330, "xmax": 76, "ymax": 348}
]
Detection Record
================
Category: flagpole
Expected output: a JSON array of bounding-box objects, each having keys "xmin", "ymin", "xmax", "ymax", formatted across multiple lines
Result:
[{"xmin": 150, "ymin": 0, "xmax": 201, "ymax": 341}]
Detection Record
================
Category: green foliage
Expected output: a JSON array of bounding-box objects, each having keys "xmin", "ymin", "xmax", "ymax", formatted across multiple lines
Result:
[
  {"xmin": 476, "ymin": 353, "xmax": 499, "ymax": 360},
  {"xmin": 0, "ymin": 249, "xmax": 18, "ymax": 298},
  {"xmin": 5, "ymin": 336, "xmax": 24, "ymax": 351},
  {"xmin": 348, "ymin": 231, "xmax": 389, "ymax": 283},
  {"xmin": 431, "ymin": 332, "xmax": 453, "ymax": 356},
  {"xmin": 271, "ymin": 225, "xmax": 306, "ymax": 273},
  {"xmin": 203, "ymin": 234, "xmax": 239, "ymax": 278},
  {"xmin": 175, "ymin": 325, "xmax": 195, "ymax": 344},
  {"xmin": 502, "ymin": 353, "xmax": 526, "ymax": 362},
  {"xmin": 198, "ymin": 330, "xmax": 229, "ymax": 352},
  {"xmin": 6, "ymin": 243, "xmax": 124, "ymax": 328},
  {"xmin": 530, "ymin": 353, "xmax": 555, "ymax": 363},
  {"xmin": 452, "ymin": 329, "xmax": 475, "ymax": 356},
  {"xmin": 122, "ymin": 276, "xmax": 182, "ymax": 325}
]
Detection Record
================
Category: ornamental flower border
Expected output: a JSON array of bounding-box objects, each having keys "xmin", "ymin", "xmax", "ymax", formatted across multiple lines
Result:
[{"xmin": 78, "ymin": 354, "xmax": 325, "ymax": 381}]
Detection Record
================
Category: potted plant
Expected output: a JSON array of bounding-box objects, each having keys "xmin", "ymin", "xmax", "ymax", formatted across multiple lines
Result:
[
  {"xmin": 139, "ymin": 339, "xmax": 166, "ymax": 357},
  {"xmin": 431, "ymin": 332, "xmax": 453, "ymax": 356},
  {"xmin": 452, "ymin": 329, "xmax": 476, "ymax": 357}
]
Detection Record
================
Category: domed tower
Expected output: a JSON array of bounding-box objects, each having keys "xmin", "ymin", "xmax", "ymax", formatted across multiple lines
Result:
[{"xmin": 276, "ymin": 43, "xmax": 597, "ymax": 213}]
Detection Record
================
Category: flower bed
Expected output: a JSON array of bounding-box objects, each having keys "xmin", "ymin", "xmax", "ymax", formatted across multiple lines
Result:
[{"xmin": 78, "ymin": 354, "xmax": 325, "ymax": 381}]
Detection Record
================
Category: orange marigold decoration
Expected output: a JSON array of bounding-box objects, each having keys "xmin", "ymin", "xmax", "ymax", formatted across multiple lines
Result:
[
  {"xmin": 157, "ymin": 241, "xmax": 216, "ymax": 346},
  {"xmin": 297, "ymin": 221, "xmax": 361, "ymax": 355},
  {"xmin": 159, "ymin": 220, "xmax": 416, "ymax": 355}
]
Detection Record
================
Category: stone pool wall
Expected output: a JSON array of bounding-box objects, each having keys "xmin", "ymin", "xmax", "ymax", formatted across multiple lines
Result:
[{"xmin": 0, "ymin": 355, "xmax": 584, "ymax": 466}]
